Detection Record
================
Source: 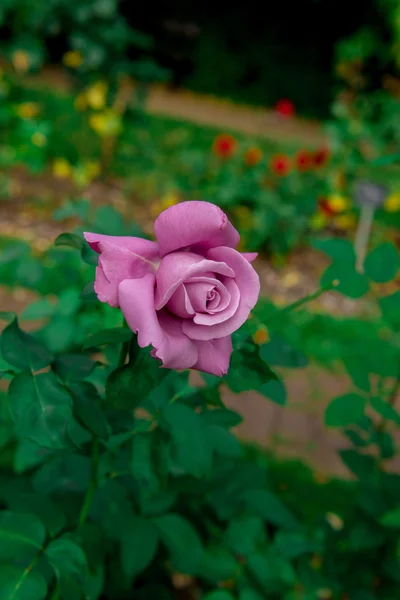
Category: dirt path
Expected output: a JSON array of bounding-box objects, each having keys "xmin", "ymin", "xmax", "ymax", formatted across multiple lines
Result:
[{"xmin": 27, "ymin": 66, "xmax": 328, "ymax": 146}]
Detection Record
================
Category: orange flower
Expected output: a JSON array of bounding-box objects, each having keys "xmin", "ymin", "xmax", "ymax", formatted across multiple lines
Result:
[
  {"xmin": 244, "ymin": 146, "xmax": 263, "ymax": 167},
  {"xmin": 270, "ymin": 154, "xmax": 291, "ymax": 176},
  {"xmin": 212, "ymin": 134, "xmax": 237, "ymax": 159},
  {"xmin": 275, "ymin": 98, "xmax": 295, "ymax": 118},
  {"xmin": 295, "ymin": 149, "xmax": 313, "ymax": 172},
  {"xmin": 313, "ymin": 147, "xmax": 330, "ymax": 168}
]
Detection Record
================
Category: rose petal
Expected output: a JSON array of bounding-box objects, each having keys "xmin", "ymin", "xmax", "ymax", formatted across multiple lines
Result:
[
  {"xmin": 91, "ymin": 241, "xmax": 157, "ymax": 308},
  {"xmin": 182, "ymin": 247, "xmax": 260, "ymax": 340},
  {"xmin": 84, "ymin": 232, "xmax": 159, "ymax": 259},
  {"xmin": 155, "ymin": 252, "xmax": 234, "ymax": 310},
  {"xmin": 167, "ymin": 284, "xmax": 195, "ymax": 318},
  {"xmin": 119, "ymin": 275, "xmax": 198, "ymax": 370},
  {"xmin": 192, "ymin": 336, "xmax": 233, "ymax": 376},
  {"xmin": 185, "ymin": 277, "xmax": 231, "ymax": 313},
  {"xmin": 181, "ymin": 281, "xmax": 213, "ymax": 314},
  {"xmin": 154, "ymin": 201, "xmax": 240, "ymax": 257},
  {"xmin": 193, "ymin": 279, "xmax": 240, "ymax": 325},
  {"xmin": 242, "ymin": 252, "xmax": 258, "ymax": 263}
]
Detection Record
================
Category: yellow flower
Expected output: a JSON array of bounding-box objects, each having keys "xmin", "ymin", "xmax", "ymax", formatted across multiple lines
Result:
[
  {"xmin": 86, "ymin": 81, "xmax": 108, "ymax": 110},
  {"xmin": 150, "ymin": 192, "xmax": 179, "ymax": 218},
  {"xmin": 384, "ymin": 191, "xmax": 400, "ymax": 212},
  {"xmin": 63, "ymin": 50, "xmax": 83, "ymax": 69},
  {"xmin": 31, "ymin": 132, "xmax": 47, "ymax": 147},
  {"xmin": 333, "ymin": 214, "xmax": 356, "ymax": 230},
  {"xmin": 53, "ymin": 158, "xmax": 73, "ymax": 179},
  {"xmin": 253, "ymin": 327, "xmax": 269, "ymax": 345},
  {"xmin": 12, "ymin": 50, "xmax": 30, "ymax": 73},
  {"xmin": 73, "ymin": 161, "xmax": 102, "ymax": 186},
  {"xmin": 309, "ymin": 212, "xmax": 327, "ymax": 231},
  {"xmin": 16, "ymin": 102, "xmax": 40, "ymax": 120},
  {"xmin": 326, "ymin": 194, "xmax": 350, "ymax": 214},
  {"xmin": 89, "ymin": 110, "xmax": 122, "ymax": 137}
]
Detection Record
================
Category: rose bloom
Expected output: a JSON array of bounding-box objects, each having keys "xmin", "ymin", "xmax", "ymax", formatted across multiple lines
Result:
[
  {"xmin": 244, "ymin": 147, "xmax": 263, "ymax": 167},
  {"xmin": 275, "ymin": 98, "xmax": 295, "ymax": 118},
  {"xmin": 212, "ymin": 134, "xmax": 237, "ymax": 159},
  {"xmin": 270, "ymin": 154, "xmax": 291, "ymax": 177},
  {"xmin": 84, "ymin": 201, "xmax": 260, "ymax": 376},
  {"xmin": 295, "ymin": 149, "xmax": 313, "ymax": 172}
]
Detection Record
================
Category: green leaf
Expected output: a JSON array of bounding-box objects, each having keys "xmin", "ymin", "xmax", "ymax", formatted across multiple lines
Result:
[
  {"xmin": 161, "ymin": 403, "xmax": 212, "ymax": 477},
  {"xmin": 69, "ymin": 382, "xmax": 110, "ymax": 440},
  {"xmin": 90, "ymin": 480, "xmax": 135, "ymax": 539},
  {"xmin": 370, "ymin": 396, "xmax": 400, "ymax": 424},
  {"xmin": 312, "ymin": 237, "xmax": 356, "ymax": 263},
  {"xmin": 131, "ymin": 432, "xmax": 159, "ymax": 495},
  {"xmin": 380, "ymin": 291, "xmax": 400, "ymax": 330},
  {"xmin": 242, "ymin": 490, "xmax": 298, "ymax": 530},
  {"xmin": 154, "ymin": 514, "xmax": 204, "ymax": 574},
  {"xmin": 21, "ymin": 299, "xmax": 56, "ymax": 320},
  {"xmin": 80, "ymin": 282, "xmax": 97, "ymax": 303},
  {"xmin": 1, "ymin": 318, "xmax": 53, "ymax": 370},
  {"xmin": 55, "ymin": 233, "xmax": 83, "ymax": 250},
  {"xmin": 201, "ymin": 408, "xmax": 243, "ymax": 428},
  {"xmin": 364, "ymin": 243, "xmax": 399, "ymax": 283},
  {"xmin": 6, "ymin": 493, "xmax": 65, "ymax": 537},
  {"xmin": 121, "ymin": 517, "xmax": 159, "ymax": 580},
  {"xmin": 45, "ymin": 537, "xmax": 87, "ymax": 599},
  {"xmin": 274, "ymin": 531, "xmax": 318, "ymax": 558},
  {"xmin": 8, "ymin": 372, "xmax": 73, "ymax": 449},
  {"xmin": 225, "ymin": 343, "xmax": 277, "ymax": 393},
  {"xmin": 225, "ymin": 514, "xmax": 265, "ymax": 556},
  {"xmin": 325, "ymin": 393, "xmax": 366, "ymax": 427},
  {"xmin": 54, "ymin": 354, "xmax": 96, "ymax": 382},
  {"xmin": 0, "ymin": 566, "xmax": 47, "ymax": 600},
  {"xmin": 106, "ymin": 347, "xmax": 168, "ymax": 410},
  {"xmin": 239, "ymin": 591, "xmax": 264, "ymax": 600},
  {"xmin": 204, "ymin": 590, "xmax": 235, "ymax": 600},
  {"xmin": 260, "ymin": 336, "xmax": 307, "ymax": 368},
  {"xmin": 380, "ymin": 507, "xmax": 400, "ymax": 528},
  {"xmin": 339, "ymin": 449, "xmax": 376, "ymax": 478},
  {"xmin": 259, "ymin": 379, "xmax": 287, "ymax": 405},
  {"xmin": 343, "ymin": 356, "xmax": 370, "ymax": 392},
  {"xmin": 207, "ymin": 424, "xmax": 242, "ymax": 458},
  {"xmin": 321, "ymin": 262, "xmax": 369, "ymax": 298},
  {"xmin": 198, "ymin": 547, "xmax": 238, "ymax": 583},
  {"xmin": 83, "ymin": 327, "xmax": 132, "ymax": 349},
  {"xmin": 0, "ymin": 511, "xmax": 45, "ymax": 560}
]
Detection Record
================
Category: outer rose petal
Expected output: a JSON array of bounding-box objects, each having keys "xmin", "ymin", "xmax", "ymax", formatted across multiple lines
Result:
[
  {"xmin": 91, "ymin": 241, "xmax": 158, "ymax": 308},
  {"xmin": 119, "ymin": 275, "xmax": 198, "ymax": 370},
  {"xmin": 242, "ymin": 252, "xmax": 258, "ymax": 263},
  {"xmin": 192, "ymin": 336, "xmax": 232, "ymax": 376},
  {"xmin": 84, "ymin": 232, "xmax": 159, "ymax": 261},
  {"xmin": 154, "ymin": 201, "xmax": 240, "ymax": 257},
  {"xmin": 182, "ymin": 247, "xmax": 260, "ymax": 340}
]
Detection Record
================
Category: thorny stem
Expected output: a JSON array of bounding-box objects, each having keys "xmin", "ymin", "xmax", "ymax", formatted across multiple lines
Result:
[
  {"xmin": 8, "ymin": 551, "xmax": 43, "ymax": 599},
  {"xmin": 78, "ymin": 436, "xmax": 99, "ymax": 526},
  {"xmin": 265, "ymin": 282, "xmax": 336, "ymax": 324}
]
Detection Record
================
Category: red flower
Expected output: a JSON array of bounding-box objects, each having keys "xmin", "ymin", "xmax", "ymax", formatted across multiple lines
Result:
[
  {"xmin": 275, "ymin": 98, "xmax": 295, "ymax": 118},
  {"xmin": 244, "ymin": 146, "xmax": 263, "ymax": 167},
  {"xmin": 295, "ymin": 149, "xmax": 313, "ymax": 172},
  {"xmin": 212, "ymin": 134, "xmax": 237, "ymax": 159},
  {"xmin": 313, "ymin": 147, "xmax": 330, "ymax": 168},
  {"xmin": 318, "ymin": 197, "xmax": 335, "ymax": 217},
  {"xmin": 270, "ymin": 154, "xmax": 291, "ymax": 177}
]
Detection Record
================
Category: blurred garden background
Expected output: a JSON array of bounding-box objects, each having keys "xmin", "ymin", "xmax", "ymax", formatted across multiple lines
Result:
[{"xmin": 1, "ymin": 0, "xmax": 400, "ymax": 598}]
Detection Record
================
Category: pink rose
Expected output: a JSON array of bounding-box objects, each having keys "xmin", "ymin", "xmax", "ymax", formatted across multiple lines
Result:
[{"xmin": 84, "ymin": 201, "xmax": 260, "ymax": 376}]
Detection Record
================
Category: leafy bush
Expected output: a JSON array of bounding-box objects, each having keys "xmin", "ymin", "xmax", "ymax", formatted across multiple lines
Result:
[{"xmin": 1, "ymin": 199, "xmax": 400, "ymax": 598}]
